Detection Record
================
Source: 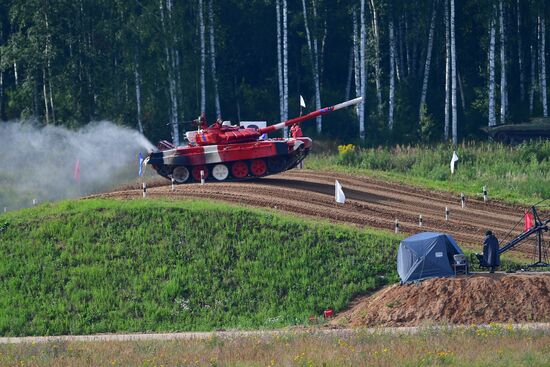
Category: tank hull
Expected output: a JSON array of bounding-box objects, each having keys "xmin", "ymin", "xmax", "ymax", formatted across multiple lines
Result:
[{"xmin": 148, "ymin": 137, "xmax": 312, "ymax": 183}]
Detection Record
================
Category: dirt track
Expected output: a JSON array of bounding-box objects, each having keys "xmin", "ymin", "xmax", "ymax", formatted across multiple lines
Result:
[{"xmin": 97, "ymin": 169, "xmax": 547, "ymax": 258}]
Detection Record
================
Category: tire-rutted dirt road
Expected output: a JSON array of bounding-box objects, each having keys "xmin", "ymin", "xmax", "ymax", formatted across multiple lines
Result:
[{"xmin": 96, "ymin": 170, "xmax": 547, "ymax": 257}]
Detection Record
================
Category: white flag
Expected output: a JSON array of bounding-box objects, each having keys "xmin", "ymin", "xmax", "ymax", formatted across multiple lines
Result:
[
  {"xmin": 300, "ymin": 95, "xmax": 306, "ymax": 108},
  {"xmin": 450, "ymin": 151, "xmax": 459, "ymax": 174},
  {"xmin": 335, "ymin": 180, "xmax": 346, "ymax": 204}
]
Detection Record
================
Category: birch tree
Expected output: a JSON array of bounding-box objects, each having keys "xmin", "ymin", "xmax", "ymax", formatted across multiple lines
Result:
[
  {"xmin": 450, "ymin": 0, "xmax": 458, "ymax": 145},
  {"xmin": 388, "ymin": 19, "xmax": 396, "ymax": 131},
  {"xmin": 369, "ymin": 0, "xmax": 383, "ymax": 116},
  {"xmin": 444, "ymin": 0, "xmax": 450, "ymax": 140},
  {"xmin": 301, "ymin": 0, "xmax": 323, "ymax": 133},
  {"xmin": 488, "ymin": 7, "xmax": 497, "ymax": 127},
  {"xmin": 160, "ymin": 0, "xmax": 179, "ymax": 145},
  {"xmin": 353, "ymin": 8, "xmax": 361, "ymax": 112},
  {"xmin": 134, "ymin": 58, "xmax": 143, "ymax": 134},
  {"xmin": 360, "ymin": 0, "xmax": 366, "ymax": 140},
  {"xmin": 283, "ymin": 0, "xmax": 288, "ymax": 126},
  {"xmin": 276, "ymin": 0, "xmax": 288, "ymax": 137},
  {"xmin": 539, "ymin": 14, "xmax": 548, "ymax": 117},
  {"xmin": 208, "ymin": 0, "xmax": 221, "ymax": 118},
  {"xmin": 276, "ymin": 0, "xmax": 284, "ymax": 122},
  {"xmin": 499, "ymin": 0, "xmax": 507, "ymax": 124},
  {"xmin": 419, "ymin": 0, "xmax": 436, "ymax": 124},
  {"xmin": 529, "ymin": 43, "xmax": 536, "ymax": 115},
  {"xmin": 517, "ymin": 0, "xmax": 525, "ymax": 102},
  {"xmin": 199, "ymin": 0, "xmax": 206, "ymax": 115}
]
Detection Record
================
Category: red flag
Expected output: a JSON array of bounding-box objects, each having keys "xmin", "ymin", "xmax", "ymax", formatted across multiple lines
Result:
[
  {"xmin": 73, "ymin": 159, "xmax": 81, "ymax": 183},
  {"xmin": 524, "ymin": 211, "xmax": 534, "ymax": 231}
]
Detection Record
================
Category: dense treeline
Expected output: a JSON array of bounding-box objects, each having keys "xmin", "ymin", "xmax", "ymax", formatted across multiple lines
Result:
[{"xmin": 0, "ymin": 0, "xmax": 549, "ymax": 145}]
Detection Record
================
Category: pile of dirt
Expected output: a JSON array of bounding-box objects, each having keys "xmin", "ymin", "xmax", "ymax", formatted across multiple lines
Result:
[{"xmin": 331, "ymin": 273, "xmax": 550, "ymax": 327}]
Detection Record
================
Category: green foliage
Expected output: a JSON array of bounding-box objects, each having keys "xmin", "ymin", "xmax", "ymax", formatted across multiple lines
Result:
[
  {"xmin": 309, "ymin": 140, "xmax": 550, "ymax": 204},
  {"xmin": 0, "ymin": 199, "xmax": 400, "ymax": 336}
]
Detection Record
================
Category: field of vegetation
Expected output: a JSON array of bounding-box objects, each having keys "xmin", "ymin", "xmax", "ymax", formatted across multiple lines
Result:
[
  {"xmin": 308, "ymin": 140, "xmax": 550, "ymax": 205},
  {"xmin": 1, "ymin": 326, "xmax": 549, "ymax": 366},
  {"xmin": 0, "ymin": 199, "xmax": 400, "ymax": 336}
]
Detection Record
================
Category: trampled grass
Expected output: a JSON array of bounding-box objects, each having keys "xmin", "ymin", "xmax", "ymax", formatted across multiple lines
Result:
[
  {"xmin": 307, "ymin": 140, "xmax": 550, "ymax": 205},
  {"xmin": 0, "ymin": 199, "xmax": 400, "ymax": 336},
  {"xmin": 1, "ymin": 326, "xmax": 549, "ymax": 366}
]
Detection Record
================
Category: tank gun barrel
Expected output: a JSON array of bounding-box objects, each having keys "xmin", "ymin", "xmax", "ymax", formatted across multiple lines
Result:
[{"xmin": 259, "ymin": 96, "xmax": 363, "ymax": 135}]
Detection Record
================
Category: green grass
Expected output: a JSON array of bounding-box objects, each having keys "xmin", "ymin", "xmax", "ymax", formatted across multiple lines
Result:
[
  {"xmin": 307, "ymin": 140, "xmax": 550, "ymax": 205},
  {"xmin": 0, "ymin": 199, "xmax": 400, "ymax": 336}
]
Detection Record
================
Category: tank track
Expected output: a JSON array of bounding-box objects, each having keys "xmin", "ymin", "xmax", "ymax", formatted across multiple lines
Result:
[{"xmin": 152, "ymin": 150, "xmax": 309, "ymax": 184}]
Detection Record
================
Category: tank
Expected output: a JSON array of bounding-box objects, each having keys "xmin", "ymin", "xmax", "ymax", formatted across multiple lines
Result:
[
  {"xmin": 145, "ymin": 97, "xmax": 362, "ymax": 183},
  {"xmin": 482, "ymin": 117, "xmax": 550, "ymax": 143}
]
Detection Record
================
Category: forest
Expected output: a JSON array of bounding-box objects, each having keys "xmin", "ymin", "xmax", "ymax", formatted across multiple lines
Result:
[{"xmin": 0, "ymin": 0, "xmax": 549, "ymax": 145}]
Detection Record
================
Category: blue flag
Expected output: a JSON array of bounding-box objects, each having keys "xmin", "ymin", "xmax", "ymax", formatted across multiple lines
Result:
[{"xmin": 138, "ymin": 152, "xmax": 144, "ymax": 177}]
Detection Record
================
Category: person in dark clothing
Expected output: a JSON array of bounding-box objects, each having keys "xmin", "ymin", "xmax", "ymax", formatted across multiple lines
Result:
[{"xmin": 481, "ymin": 230, "xmax": 500, "ymax": 273}]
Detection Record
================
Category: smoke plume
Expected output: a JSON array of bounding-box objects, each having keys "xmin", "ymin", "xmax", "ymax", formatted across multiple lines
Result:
[{"xmin": 0, "ymin": 120, "xmax": 155, "ymax": 211}]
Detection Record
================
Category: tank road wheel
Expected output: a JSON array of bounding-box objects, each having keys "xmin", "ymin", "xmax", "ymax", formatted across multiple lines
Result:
[
  {"xmin": 250, "ymin": 159, "xmax": 267, "ymax": 177},
  {"xmin": 212, "ymin": 164, "xmax": 229, "ymax": 181},
  {"xmin": 267, "ymin": 157, "xmax": 286, "ymax": 173},
  {"xmin": 172, "ymin": 166, "xmax": 190, "ymax": 183},
  {"xmin": 192, "ymin": 166, "xmax": 209, "ymax": 182},
  {"xmin": 231, "ymin": 161, "xmax": 249, "ymax": 179}
]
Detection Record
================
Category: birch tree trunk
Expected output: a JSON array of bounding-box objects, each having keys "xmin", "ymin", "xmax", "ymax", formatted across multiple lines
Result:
[
  {"xmin": 353, "ymin": 8, "xmax": 361, "ymax": 116},
  {"xmin": 488, "ymin": 10, "xmax": 497, "ymax": 127},
  {"xmin": 369, "ymin": 0, "xmax": 383, "ymax": 116},
  {"xmin": 359, "ymin": 0, "xmax": 366, "ymax": 140},
  {"xmin": 208, "ymin": 0, "xmax": 221, "ymax": 118},
  {"xmin": 199, "ymin": 0, "xmax": 206, "ymax": 115},
  {"xmin": 419, "ymin": 1, "xmax": 436, "ymax": 124},
  {"xmin": 160, "ymin": 0, "xmax": 179, "ymax": 145},
  {"xmin": 499, "ymin": 0, "xmax": 508, "ymax": 124},
  {"xmin": 134, "ymin": 59, "xmax": 143, "ymax": 134},
  {"xmin": 540, "ymin": 15, "xmax": 548, "ymax": 117},
  {"xmin": 388, "ymin": 19, "xmax": 396, "ymax": 131},
  {"xmin": 13, "ymin": 62, "xmax": 18, "ymax": 87},
  {"xmin": 301, "ymin": 0, "xmax": 322, "ymax": 133},
  {"xmin": 283, "ymin": 0, "xmax": 289, "ymax": 131},
  {"xmin": 345, "ymin": 46, "xmax": 353, "ymax": 100},
  {"xmin": 42, "ymin": 67, "xmax": 50, "ymax": 124},
  {"xmin": 517, "ymin": 0, "xmax": 525, "ymax": 102},
  {"xmin": 397, "ymin": 16, "xmax": 404, "ymax": 81},
  {"xmin": 529, "ymin": 43, "xmax": 536, "ymax": 115},
  {"xmin": 444, "ymin": 0, "xmax": 450, "ymax": 140},
  {"xmin": 450, "ymin": 0, "xmax": 458, "ymax": 145},
  {"xmin": 276, "ymin": 0, "xmax": 283, "ymax": 121}
]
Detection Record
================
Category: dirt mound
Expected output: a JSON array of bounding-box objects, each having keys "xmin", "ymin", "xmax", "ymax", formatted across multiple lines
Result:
[{"xmin": 331, "ymin": 273, "xmax": 550, "ymax": 327}]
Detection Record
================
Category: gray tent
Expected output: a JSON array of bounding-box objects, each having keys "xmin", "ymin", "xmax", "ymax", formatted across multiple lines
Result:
[{"xmin": 397, "ymin": 232, "xmax": 464, "ymax": 283}]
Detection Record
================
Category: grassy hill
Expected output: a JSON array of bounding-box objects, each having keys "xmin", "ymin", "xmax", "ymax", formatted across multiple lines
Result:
[{"xmin": 0, "ymin": 199, "xmax": 400, "ymax": 336}]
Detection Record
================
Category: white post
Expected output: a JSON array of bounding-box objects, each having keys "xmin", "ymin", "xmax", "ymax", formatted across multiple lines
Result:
[
  {"xmin": 32, "ymin": 199, "xmax": 37, "ymax": 206},
  {"xmin": 394, "ymin": 219, "xmax": 399, "ymax": 233},
  {"xmin": 3, "ymin": 207, "xmax": 6, "ymax": 213},
  {"xmin": 483, "ymin": 185, "xmax": 488, "ymax": 203},
  {"xmin": 171, "ymin": 177, "xmax": 175, "ymax": 191},
  {"xmin": 200, "ymin": 170, "xmax": 205, "ymax": 185},
  {"xmin": 419, "ymin": 215, "xmax": 423, "ymax": 227},
  {"xmin": 460, "ymin": 193, "xmax": 465, "ymax": 208},
  {"xmin": 445, "ymin": 207, "xmax": 449, "ymax": 221},
  {"xmin": 143, "ymin": 182, "xmax": 147, "ymax": 198}
]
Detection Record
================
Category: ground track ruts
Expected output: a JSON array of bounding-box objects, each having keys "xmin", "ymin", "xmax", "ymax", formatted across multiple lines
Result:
[{"xmin": 95, "ymin": 170, "xmax": 548, "ymax": 258}]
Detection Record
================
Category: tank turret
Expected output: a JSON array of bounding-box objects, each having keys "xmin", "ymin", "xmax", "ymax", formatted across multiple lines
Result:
[{"xmin": 146, "ymin": 97, "xmax": 362, "ymax": 183}]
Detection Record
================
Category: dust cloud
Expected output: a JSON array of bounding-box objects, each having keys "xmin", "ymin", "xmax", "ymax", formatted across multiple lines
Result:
[{"xmin": 0, "ymin": 120, "xmax": 155, "ymax": 211}]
